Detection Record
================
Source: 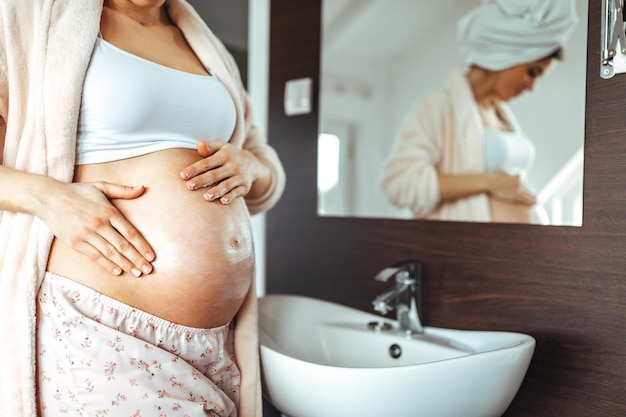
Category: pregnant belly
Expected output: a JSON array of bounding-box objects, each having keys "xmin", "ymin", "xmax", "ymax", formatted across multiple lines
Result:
[
  {"xmin": 489, "ymin": 198, "xmax": 548, "ymax": 225},
  {"xmin": 46, "ymin": 149, "xmax": 255, "ymax": 328}
]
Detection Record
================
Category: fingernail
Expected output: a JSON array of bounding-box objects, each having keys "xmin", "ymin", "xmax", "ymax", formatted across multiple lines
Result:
[
  {"xmin": 142, "ymin": 264, "xmax": 152, "ymax": 274},
  {"xmin": 205, "ymin": 193, "xmax": 215, "ymax": 201},
  {"xmin": 181, "ymin": 172, "xmax": 190, "ymax": 180},
  {"xmin": 187, "ymin": 181, "xmax": 196, "ymax": 190},
  {"xmin": 220, "ymin": 197, "xmax": 229, "ymax": 204},
  {"xmin": 131, "ymin": 268, "xmax": 142, "ymax": 277},
  {"xmin": 113, "ymin": 267, "xmax": 122, "ymax": 275},
  {"xmin": 146, "ymin": 252, "xmax": 155, "ymax": 262},
  {"xmin": 132, "ymin": 185, "xmax": 143, "ymax": 190}
]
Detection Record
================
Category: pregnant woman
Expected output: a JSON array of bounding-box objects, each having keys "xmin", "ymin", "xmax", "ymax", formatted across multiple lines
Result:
[{"xmin": 0, "ymin": 1, "xmax": 285, "ymax": 416}]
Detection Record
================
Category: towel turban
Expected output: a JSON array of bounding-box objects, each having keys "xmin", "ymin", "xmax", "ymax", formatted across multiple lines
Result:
[{"xmin": 458, "ymin": 0, "xmax": 578, "ymax": 71}]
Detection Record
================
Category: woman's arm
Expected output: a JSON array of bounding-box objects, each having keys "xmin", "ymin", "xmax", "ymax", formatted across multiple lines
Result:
[
  {"xmin": 381, "ymin": 96, "xmax": 446, "ymax": 216},
  {"xmin": 382, "ymin": 93, "xmax": 535, "ymax": 215},
  {"xmin": 0, "ymin": 164, "xmax": 155, "ymax": 276},
  {"xmin": 438, "ymin": 171, "xmax": 536, "ymax": 205}
]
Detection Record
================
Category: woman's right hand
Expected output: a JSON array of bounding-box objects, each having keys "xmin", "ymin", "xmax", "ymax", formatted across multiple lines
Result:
[
  {"xmin": 36, "ymin": 180, "xmax": 155, "ymax": 277},
  {"xmin": 487, "ymin": 171, "xmax": 536, "ymax": 206}
]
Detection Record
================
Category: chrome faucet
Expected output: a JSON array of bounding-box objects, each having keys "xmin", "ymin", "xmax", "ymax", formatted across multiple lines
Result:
[{"xmin": 372, "ymin": 262, "xmax": 424, "ymax": 335}]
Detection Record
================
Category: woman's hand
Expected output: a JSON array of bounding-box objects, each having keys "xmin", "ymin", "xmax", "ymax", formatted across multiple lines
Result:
[
  {"xmin": 36, "ymin": 180, "xmax": 155, "ymax": 277},
  {"xmin": 488, "ymin": 171, "xmax": 536, "ymax": 206},
  {"xmin": 180, "ymin": 140, "xmax": 270, "ymax": 204}
]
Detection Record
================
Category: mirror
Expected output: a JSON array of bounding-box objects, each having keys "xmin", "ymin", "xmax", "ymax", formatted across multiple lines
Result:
[{"xmin": 317, "ymin": 0, "xmax": 588, "ymax": 226}]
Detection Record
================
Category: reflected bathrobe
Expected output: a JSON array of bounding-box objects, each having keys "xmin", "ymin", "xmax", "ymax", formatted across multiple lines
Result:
[
  {"xmin": 381, "ymin": 71, "xmax": 523, "ymax": 222},
  {"xmin": 0, "ymin": 1, "xmax": 285, "ymax": 416}
]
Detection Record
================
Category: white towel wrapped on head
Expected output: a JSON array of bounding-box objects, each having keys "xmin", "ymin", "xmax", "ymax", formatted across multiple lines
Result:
[{"xmin": 458, "ymin": 0, "xmax": 578, "ymax": 71}]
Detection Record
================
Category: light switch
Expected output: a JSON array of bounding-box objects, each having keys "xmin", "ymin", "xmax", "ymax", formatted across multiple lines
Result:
[{"xmin": 284, "ymin": 77, "xmax": 313, "ymax": 116}]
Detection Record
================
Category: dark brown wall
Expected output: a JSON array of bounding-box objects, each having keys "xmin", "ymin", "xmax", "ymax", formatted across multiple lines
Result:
[{"xmin": 265, "ymin": 1, "xmax": 626, "ymax": 416}]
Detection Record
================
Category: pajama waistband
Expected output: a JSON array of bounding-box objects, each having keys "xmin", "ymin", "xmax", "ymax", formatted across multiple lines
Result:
[{"xmin": 42, "ymin": 271, "xmax": 230, "ymax": 337}]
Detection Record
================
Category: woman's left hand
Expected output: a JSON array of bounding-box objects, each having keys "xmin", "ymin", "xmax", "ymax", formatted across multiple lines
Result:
[{"xmin": 179, "ymin": 140, "xmax": 264, "ymax": 204}]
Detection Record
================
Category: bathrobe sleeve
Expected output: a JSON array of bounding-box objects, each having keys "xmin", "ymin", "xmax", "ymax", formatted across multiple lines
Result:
[
  {"xmin": 233, "ymin": 274, "xmax": 262, "ymax": 417},
  {"xmin": 239, "ymin": 96, "xmax": 286, "ymax": 216},
  {"xmin": 0, "ymin": 119, "xmax": 5, "ymax": 167},
  {"xmin": 0, "ymin": 8, "xmax": 8, "ymax": 164},
  {"xmin": 381, "ymin": 91, "xmax": 451, "ymax": 217}
]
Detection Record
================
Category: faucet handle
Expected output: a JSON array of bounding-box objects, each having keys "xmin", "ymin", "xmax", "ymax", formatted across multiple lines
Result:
[
  {"xmin": 374, "ymin": 266, "xmax": 404, "ymax": 282},
  {"xmin": 374, "ymin": 262, "xmax": 418, "ymax": 283}
]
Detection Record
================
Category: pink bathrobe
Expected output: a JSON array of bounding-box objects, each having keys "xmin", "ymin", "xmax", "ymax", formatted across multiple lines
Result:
[
  {"xmin": 0, "ymin": 1, "xmax": 285, "ymax": 416},
  {"xmin": 381, "ymin": 71, "xmax": 523, "ymax": 222}
]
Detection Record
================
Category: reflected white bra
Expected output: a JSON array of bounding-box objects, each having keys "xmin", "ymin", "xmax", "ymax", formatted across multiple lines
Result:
[
  {"xmin": 76, "ymin": 38, "xmax": 236, "ymax": 165},
  {"xmin": 483, "ymin": 127, "xmax": 535, "ymax": 175}
]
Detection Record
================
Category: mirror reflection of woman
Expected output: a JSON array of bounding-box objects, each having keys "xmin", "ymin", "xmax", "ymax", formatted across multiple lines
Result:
[{"xmin": 381, "ymin": 0, "xmax": 577, "ymax": 224}]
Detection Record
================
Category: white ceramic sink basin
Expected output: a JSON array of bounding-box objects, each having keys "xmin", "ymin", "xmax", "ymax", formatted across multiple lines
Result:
[{"xmin": 259, "ymin": 294, "xmax": 535, "ymax": 417}]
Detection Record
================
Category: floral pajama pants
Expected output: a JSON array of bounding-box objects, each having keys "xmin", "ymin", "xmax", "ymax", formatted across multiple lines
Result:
[{"xmin": 36, "ymin": 272, "xmax": 241, "ymax": 417}]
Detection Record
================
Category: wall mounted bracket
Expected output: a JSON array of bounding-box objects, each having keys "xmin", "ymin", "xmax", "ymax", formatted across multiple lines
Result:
[{"xmin": 601, "ymin": 0, "xmax": 626, "ymax": 78}]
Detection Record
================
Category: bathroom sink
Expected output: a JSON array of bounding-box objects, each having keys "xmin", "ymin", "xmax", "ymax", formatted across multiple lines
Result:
[{"xmin": 259, "ymin": 294, "xmax": 535, "ymax": 417}]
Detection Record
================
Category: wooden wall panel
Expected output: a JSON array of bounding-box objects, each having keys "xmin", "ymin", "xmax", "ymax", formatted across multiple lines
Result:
[{"xmin": 265, "ymin": 1, "xmax": 626, "ymax": 415}]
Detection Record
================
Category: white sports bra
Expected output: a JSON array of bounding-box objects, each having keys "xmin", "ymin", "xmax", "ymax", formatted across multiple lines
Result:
[
  {"xmin": 483, "ymin": 127, "xmax": 535, "ymax": 175},
  {"xmin": 76, "ymin": 38, "xmax": 237, "ymax": 165}
]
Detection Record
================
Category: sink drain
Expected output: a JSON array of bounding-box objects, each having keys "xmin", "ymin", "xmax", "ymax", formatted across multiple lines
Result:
[
  {"xmin": 389, "ymin": 343, "xmax": 402, "ymax": 359},
  {"xmin": 367, "ymin": 321, "xmax": 393, "ymax": 331}
]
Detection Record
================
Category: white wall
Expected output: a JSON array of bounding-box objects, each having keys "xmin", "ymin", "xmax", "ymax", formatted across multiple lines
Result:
[{"xmin": 247, "ymin": 0, "xmax": 270, "ymax": 295}]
